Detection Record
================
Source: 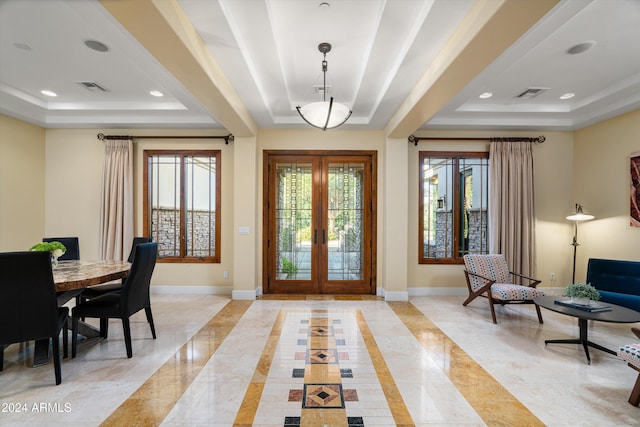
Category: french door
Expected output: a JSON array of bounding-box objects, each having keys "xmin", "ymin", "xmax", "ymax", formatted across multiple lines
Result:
[{"xmin": 263, "ymin": 151, "xmax": 376, "ymax": 294}]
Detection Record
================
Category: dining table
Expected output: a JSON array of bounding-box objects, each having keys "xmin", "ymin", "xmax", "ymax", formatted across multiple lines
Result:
[
  {"xmin": 33, "ymin": 259, "xmax": 131, "ymax": 366},
  {"xmin": 54, "ymin": 259, "xmax": 132, "ymax": 292}
]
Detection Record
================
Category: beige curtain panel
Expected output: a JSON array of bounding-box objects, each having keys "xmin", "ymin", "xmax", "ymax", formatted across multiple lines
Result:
[
  {"xmin": 489, "ymin": 140, "xmax": 536, "ymax": 279},
  {"xmin": 99, "ymin": 139, "xmax": 134, "ymax": 261}
]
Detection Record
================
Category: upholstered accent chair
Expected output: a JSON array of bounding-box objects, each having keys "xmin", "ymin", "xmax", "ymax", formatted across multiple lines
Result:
[
  {"xmin": 463, "ymin": 254, "xmax": 545, "ymax": 324},
  {"xmin": 618, "ymin": 328, "xmax": 640, "ymax": 406}
]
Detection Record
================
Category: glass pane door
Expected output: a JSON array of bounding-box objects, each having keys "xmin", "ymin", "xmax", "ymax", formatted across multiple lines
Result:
[
  {"xmin": 326, "ymin": 162, "xmax": 364, "ymax": 280},
  {"xmin": 274, "ymin": 162, "xmax": 313, "ymax": 282}
]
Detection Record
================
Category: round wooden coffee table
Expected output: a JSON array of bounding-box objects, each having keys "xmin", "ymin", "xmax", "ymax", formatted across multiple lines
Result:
[{"xmin": 534, "ymin": 295, "xmax": 640, "ymax": 364}]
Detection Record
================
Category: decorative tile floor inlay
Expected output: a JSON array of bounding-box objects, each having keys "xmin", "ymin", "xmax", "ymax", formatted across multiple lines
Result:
[
  {"xmin": 229, "ymin": 308, "xmax": 408, "ymax": 426},
  {"xmin": 308, "ymin": 348, "xmax": 338, "ymax": 364},
  {"xmin": 302, "ymin": 384, "xmax": 345, "ymax": 408}
]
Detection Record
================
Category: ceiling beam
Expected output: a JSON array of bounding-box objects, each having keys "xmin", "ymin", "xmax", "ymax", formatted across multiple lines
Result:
[
  {"xmin": 99, "ymin": 0, "xmax": 258, "ymax": 137},
  {"xmin": 385, "ymin": 0, "xmax": 561, "ymax": 139}
]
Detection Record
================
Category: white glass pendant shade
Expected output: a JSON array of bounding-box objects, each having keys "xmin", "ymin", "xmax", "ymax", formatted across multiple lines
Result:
[
  {"xmin": 297, "ymin": 98, "xmax": 352, "ymax": 130},
  {"xmin": 297, "ymin": 42, "xmax": 352, "ymax": 130}
]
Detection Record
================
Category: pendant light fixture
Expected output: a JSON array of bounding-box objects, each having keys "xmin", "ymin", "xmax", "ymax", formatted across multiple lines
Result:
[{"xmin": 296, "ymin": 42, "xmax": 352, "ymax": 130}]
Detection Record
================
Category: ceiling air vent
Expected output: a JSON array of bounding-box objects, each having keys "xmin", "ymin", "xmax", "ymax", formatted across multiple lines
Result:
[
  {"xmin": 515, "ymin": 87, "xmax": 548, "ymax": 99},
  {"xmin": 76, "ymin": 81, "xmax": 109, "ymax": 92}
]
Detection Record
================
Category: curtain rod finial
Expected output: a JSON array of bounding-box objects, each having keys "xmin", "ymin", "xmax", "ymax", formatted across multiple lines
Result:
[{"xmin": 97, "ymin": 133, "xmax": 105, "ymax": 141}]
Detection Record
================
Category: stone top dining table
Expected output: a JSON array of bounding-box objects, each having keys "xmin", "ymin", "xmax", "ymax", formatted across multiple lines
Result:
[{"xmin": 53, "ymin": 259, "xmax": 131, "ymax": 292}]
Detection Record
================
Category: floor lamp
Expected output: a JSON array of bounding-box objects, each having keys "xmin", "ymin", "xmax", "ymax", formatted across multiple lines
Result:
[{"xmin": 566, "ymin": 203, "xmax": 594, "ymax": 283}]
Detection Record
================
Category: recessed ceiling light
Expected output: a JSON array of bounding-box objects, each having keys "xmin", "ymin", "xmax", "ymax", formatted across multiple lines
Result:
[
  {"xmin": 150, "ymin": 90, "xmax": 164, "ymax": 97},
  {"xmin": 566, "ymin": 41, "xmax": 596, "ymax": 55},
  {"xmin": 84, "ymin": 39, "xmax": 110, "ymax": 53},
  {"xmin": 479, "ymin": 92, "xmax": 493, "ymax": 99},
  {"xmin": 559, "ymin": 93, "xmax": 575, "ymax": 100},
  {"xmin": 41, "ymin": 90, "xmax": 57, "ymax": 97},
  {"xmin": 319, "ymin": 2, "xmax": 330, "ymax": 9}
]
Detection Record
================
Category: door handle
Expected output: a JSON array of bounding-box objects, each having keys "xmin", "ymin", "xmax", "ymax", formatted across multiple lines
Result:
[
  {"xmin": 323, "ymin": 229, "xmax": 326, "ymax": 244},
  {"xmin": 314, "ymin": 229, "xmax": 317, "ymax": 244}
]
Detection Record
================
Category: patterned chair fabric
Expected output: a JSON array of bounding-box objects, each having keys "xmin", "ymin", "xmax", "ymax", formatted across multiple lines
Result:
[
  {"xmin": 618, "ymin": 328, "xmax": 640, "ymax": 406},
  {"xmin": 619, "ymin": 343, "xmax": 640, "ymax": 367},
  {"xmin": 463, "ymin": 254, "xmax": 544, "ymax": 324}
]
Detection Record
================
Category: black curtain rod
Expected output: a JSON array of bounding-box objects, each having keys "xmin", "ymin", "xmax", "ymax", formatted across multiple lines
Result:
[
  {"xmin": 97, "ymin": 133, "xmax": 234, "ymax": 145},
  {"xmin": 407, "ymin": 135, "xmax": 545, "ymax": 146}
]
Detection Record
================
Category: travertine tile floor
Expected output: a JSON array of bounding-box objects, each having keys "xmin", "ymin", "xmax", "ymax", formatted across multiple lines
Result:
[{"xmin": 1, "ymin": 294, "xmax": 638, "ymax": 426}]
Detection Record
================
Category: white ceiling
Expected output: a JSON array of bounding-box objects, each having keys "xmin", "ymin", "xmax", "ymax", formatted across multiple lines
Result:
[{"xmin": 1, "ymin": 0, "xmax": 639, "ymax": 133}]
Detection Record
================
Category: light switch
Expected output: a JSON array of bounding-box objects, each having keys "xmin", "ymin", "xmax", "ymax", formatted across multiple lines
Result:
[{"xmin": 239, "ymin": 226, "xmax": 250, "ymax": 235}]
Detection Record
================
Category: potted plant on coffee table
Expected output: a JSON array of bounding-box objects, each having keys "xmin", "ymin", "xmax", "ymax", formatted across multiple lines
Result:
[{"xmin": 564, "ymin": 282, "xmax": 601, "ymax": 306}]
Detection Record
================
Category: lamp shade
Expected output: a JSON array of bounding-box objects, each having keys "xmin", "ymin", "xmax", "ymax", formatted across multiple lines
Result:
[
  {"xmin": 566, "ymin": 204, "xmax": 594, "ymax": 221},
  {"xmin": 296, "ymin": 43, "xmax": 352, "ymax": 130},
  {"xmin": 296, "ymin": 98, "xmax": 352, "ymax": 131}
]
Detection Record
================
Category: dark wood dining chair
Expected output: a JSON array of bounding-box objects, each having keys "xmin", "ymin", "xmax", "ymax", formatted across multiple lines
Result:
[
  {"xmin": 44, "ymin": 237, "xmax": 83, "ymax": 306},
  {"xmin": 80, "ymin": 237, "xmax": 152, "ymax": 301},
  {"xmin": 42, "ymin": 237, "xmax": 79, "ymax": 261},
  {"xmin": 0, "ymin": 251, "xmax": 68, "ymax": 385},
  {"xmin": 72, "ymin": 242, "xmax": 158, "ymax": 358}
]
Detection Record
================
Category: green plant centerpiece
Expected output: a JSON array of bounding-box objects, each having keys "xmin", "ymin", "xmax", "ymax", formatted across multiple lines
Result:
[
  {"xmin": 564, "ymin": 282, "xmax": 600, "ymax": 305},
  {"xmin": 30, "ymin": 241, "xmax": 66, "ymax": 269}
]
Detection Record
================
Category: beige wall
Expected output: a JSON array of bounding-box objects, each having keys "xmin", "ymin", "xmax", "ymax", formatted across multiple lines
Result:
[
  {"xmin": 572, "ymin": 109, "xmax": 640, "ymax": 280},
  {"xmin": 44, "ymin": 129, "xmax": 235, "ymax": 291},
  {"xmin": 407, "ymin": 130, "xmax": 575, "ymax": 293},
  {"xmin": 3, "ymin": 110, "xmax": 638, "ymax": 295},
  {"xmin": 0, "ymin": 115, "xmax": 46, "ymax": 251}
]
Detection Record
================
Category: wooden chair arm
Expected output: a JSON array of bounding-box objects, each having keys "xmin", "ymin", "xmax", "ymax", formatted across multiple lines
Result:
[
  {"xmin": 463, "ymin": 269, "xmax": 495, "ymax": 299},
  {"xmin": 464, "ymin": 270, "xmax": 496, "ymax": 287},
  {"xmin": 632, "ymin": 327, "xmax": 640, "ymax": 340},
  {"xmin": 509, "ymin": 271, "xmax": 542, "ymax": 287}
]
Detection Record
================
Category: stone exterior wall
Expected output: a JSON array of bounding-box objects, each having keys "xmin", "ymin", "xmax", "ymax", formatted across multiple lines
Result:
[
  {"xmin": 151, "ymin": 207, "xmax": 216, "ymax": 257},
  {"xmin": 424, "ymin": 208, "xmax": 488, "ymax": 258}
]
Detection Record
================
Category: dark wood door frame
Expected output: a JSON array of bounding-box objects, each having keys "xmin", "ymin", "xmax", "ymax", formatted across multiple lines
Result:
[{"xmin": 262, "ymin": 150, "xmax": 377, "ymax": 295}]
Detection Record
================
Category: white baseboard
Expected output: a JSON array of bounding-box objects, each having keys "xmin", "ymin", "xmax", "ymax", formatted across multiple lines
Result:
[
  {"xmin": 151, "ymin": 285, "xmax": 232, "ymax": 295},
  {"xmin": 408, "ymin": 287, "xmax": 468, "ymax": 297},
  {"xmin": 231, "ymin": 289, "xmax": 258, "ymax": 300},
  {"xmin": 383, "ymin": 291, "xmax": 409, "ymax": 301}
]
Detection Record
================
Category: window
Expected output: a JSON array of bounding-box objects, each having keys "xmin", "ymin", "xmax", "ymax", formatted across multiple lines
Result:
[
  {"xmin": 419, "ymin": 151, "xmax": 489, "ymax": 264},
  {"xmin": 143, "ymin": 150, "xmax": 221, "ymax": 263}
]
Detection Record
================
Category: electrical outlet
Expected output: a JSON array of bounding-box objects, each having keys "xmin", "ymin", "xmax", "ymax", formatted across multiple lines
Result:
[
  {"xmin": 550, "ymin": 272, "xmax": 555, "ymax": 281},
  {"xmin": 223, "ymin": 271, "xmax": 229, "ymax": 279}
]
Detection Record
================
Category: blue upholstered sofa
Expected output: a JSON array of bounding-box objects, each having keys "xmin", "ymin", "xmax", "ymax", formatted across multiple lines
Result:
[{"xmin": 586, "ymin": 258, "xmax": 640, "ymax": 312}]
